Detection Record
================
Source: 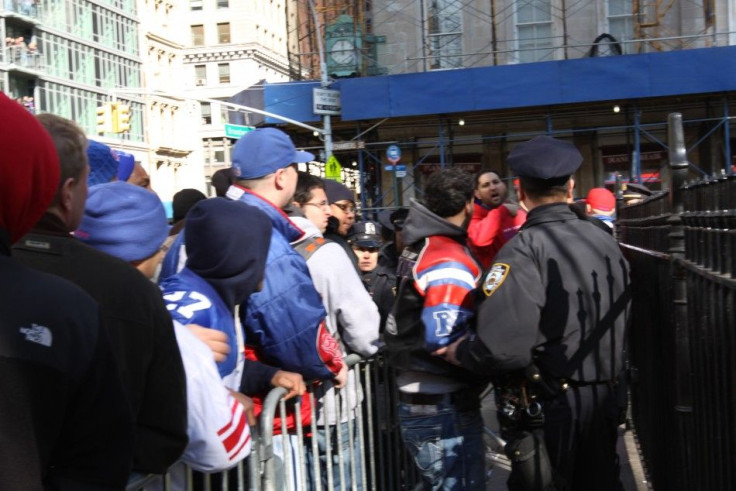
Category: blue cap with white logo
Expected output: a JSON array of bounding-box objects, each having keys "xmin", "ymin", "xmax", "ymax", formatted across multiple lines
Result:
[{"xmin": 231, "ymin": 128, "xmax": 314, "ymax": 180}]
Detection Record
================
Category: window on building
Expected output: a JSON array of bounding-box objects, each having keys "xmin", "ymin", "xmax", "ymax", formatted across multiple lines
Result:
[
  {"xmin": 426, "ymin": 0, "xmax": 463, "ymax": 70},
  {"xmin": 201, "ymin": 102, "xmax": 211, "ymax": 124},
  {"xmin": 204, "ymin": 148, "xmax": 226, "ymax": 165},
  {"xmin": 220, "ymin": 104, "xmax": 231, "ymax": 124},
  {"xmin": 217, "ymin": 0, "xmax": 229, "ymax": 8},
  {"xmin": 516, "ymin": 0, "xmax": 554, "ymax": 63},
  {"xmin": 607, "ymin": 0, "xmax": 634, "ymax": 54},
  {"xmin": 190, "ymin": 0, "xmax": 202, "ymax": 10},
  {"xmin": 218, "ymin": 63, "xmax": 230, "ymax": 84},
  {"xmin": 217, "ymin": 23, "xmax": 231, "ymax": 44},
  {"xmin": 195, "ymin": 64, "xmax": 207, "ymax": 86},
  {"xmin": 191, "ymin": 25, "xmax": 204, "ymax": 46}
]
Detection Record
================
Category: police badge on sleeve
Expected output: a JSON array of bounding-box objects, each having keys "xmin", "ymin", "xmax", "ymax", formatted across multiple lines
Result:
[{"xmin": 483, "ymin": 263, "xmax": 510, "ymax": 297}]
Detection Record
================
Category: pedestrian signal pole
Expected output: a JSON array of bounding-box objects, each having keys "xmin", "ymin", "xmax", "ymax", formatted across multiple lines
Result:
[{"xmin": 96, "ymin": 102, "xmax": 113, "ymax": 134}]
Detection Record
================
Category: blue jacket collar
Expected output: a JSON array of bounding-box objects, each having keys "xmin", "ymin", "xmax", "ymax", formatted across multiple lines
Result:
[{"xmin": 227, "ymin": 184, "xmax": 304, "ymax": 242}]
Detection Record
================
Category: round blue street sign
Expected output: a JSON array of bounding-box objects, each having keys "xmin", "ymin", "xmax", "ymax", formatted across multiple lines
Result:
[{"xmin": 386, "ymin": 144, "xmax": 401, "ymax": 163}]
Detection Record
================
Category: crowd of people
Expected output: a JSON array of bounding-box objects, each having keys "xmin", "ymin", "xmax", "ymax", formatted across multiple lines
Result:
[
  {"xmin": 1, "ymin": 91, "xmax": 631, "ymax": 491},
  {"xmin": 5, "ymin": 35, "xmax": 40, "ymax": 69}
]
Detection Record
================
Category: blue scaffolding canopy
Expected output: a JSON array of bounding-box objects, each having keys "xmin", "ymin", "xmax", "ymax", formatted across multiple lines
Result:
[{"xmin": 264, "ymin": 46, "xmax": 736, "ymax": 124}]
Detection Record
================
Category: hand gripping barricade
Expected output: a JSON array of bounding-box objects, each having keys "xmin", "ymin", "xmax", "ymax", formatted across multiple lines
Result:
[{"xmin": 125, "ymin": 354, "xmax": 420, "ymax": 491}]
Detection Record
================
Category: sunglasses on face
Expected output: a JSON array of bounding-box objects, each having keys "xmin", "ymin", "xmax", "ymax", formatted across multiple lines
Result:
[{"xmin": 333, "ymin": 202, "xmax": 356, "ymax": 214}]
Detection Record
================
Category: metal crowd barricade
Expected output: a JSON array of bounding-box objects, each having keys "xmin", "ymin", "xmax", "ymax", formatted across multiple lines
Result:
[
  {"xmin": 127, "ymin": 354, "xmax": 418, "ymax": 491},
  {"xmin": 618, "ymin": 112, "xmax": 736, "ymax": 491},
  {"xmin": 258, "ymin": 353, "xmax": 419, "ymax": 491}
]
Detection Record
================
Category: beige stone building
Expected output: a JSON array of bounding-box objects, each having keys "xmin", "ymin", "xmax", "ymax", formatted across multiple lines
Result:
[{"xmin": 182, "ymin": 0, "xmax": 293, "ymax": 194}]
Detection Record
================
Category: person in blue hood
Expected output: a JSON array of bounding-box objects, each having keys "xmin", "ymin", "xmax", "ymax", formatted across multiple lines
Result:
[{"xmin": 161, "ymin": 198, "xmax": 272, "ymax": 389}]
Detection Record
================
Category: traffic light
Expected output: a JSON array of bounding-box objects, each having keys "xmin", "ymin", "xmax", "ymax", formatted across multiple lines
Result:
[
  {"xmin": 112, "ymin": 103, "xmax": 131, "ymax": 134},
  {"xmin": 95, "ymin": 103, "xmax": 113, "ymax": 134}
]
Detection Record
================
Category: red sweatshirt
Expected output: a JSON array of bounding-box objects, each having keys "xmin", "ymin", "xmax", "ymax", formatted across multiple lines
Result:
[{"xmin": 468, "ymin": 202, "xmax": 527, "ymax": 270}]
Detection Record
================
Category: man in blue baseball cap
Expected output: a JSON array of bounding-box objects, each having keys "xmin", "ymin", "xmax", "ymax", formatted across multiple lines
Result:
[
  {"xmin": 438, "ymin": 135, "xmax": 631, "ymax": 491},
  {"xmin": 229, "ymin": 127, "xmax": 314, "ymax": 181},
  {"xmin": 225, "ymin": 128, "xmax": 347, "ymax": 473}
]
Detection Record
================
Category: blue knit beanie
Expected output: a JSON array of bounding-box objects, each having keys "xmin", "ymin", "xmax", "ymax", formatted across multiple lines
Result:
[
  {"xmin": 115, "ymin": 150, "xmax": 136, "ymax": 182},
  {"xmin": 74, "ymin": 181, "xmax": 169, "ymax": 262},
  {"xmin": 87, "ymin": 140, "xmax": 119, "ymax": 186}
]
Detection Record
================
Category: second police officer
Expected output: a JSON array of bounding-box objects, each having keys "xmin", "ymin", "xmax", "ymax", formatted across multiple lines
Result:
[{"xmin": 438, "ymin": 136, "xmax": 631, "ymax": 491}]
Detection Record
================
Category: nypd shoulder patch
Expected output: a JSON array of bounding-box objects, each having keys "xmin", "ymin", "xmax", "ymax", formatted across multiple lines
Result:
[{"xmin": 482, "ymin": 263, "xmax": 510, "ymax": 297}]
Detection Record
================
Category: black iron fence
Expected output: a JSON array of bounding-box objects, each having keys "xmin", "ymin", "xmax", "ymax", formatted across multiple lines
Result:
[{"xmin": 617, "ymin": 113, "xmax": 736, "ymax": 490}]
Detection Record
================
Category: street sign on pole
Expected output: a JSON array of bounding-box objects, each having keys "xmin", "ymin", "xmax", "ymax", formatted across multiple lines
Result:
[
  {"xmin": 224, "ymin": 123, "xmax": 254, "ymax": 139},
  {"xmin": 386, "ymin": 144, "xmax": 401, "ymax": 164},
  {"xmin": 325, "ymin": 155, "xmax": 343, "ymax": 181},
  {"xmin": 332, "ymin": 140, "xmax": 365, "ymax": 151},
  {"xmin": 313, "ymin": 88, "xmax": 342, "ymax": 116}
]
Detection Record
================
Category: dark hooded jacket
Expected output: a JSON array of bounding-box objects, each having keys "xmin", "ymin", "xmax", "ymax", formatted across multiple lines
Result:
[
  {"xmin": 160, "ymin": 198, "xmax": 272, "ymax": 387},
  {"xmin": 385, "ymin": 199, "xmax": 486, "ymax": 387}
]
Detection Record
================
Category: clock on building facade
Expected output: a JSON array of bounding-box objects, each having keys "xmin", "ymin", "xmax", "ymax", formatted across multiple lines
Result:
[{"xmin": 326, "ymin": 14, "xmax": 361, "ymax": 78}]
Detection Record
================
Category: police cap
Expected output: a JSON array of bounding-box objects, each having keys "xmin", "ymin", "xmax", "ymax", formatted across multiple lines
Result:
[
  {"xmin": 507, "ymin": 135, "xmax": 583, "ymax": 181},
  {"xmin": 348, "ymin": 221, "xmax": 383, "ymax": 248}
]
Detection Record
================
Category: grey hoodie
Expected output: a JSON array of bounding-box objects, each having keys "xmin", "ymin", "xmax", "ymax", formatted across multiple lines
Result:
[{"xmin": 290, "ymin": 216, "xmax": 380, "ymax": 425}]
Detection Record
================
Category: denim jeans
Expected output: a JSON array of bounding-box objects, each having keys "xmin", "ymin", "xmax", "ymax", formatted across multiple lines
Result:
[
  {"xmin": 399, "ymin": 398, "xmax": 485, "ymax": 490},
  {"xmin": 305, "ymin": 420, "xmax": 362, "ymax": 490},
  {"xmin": 272, "ymin": 434, "xmax": 307, "ymax": 490}
]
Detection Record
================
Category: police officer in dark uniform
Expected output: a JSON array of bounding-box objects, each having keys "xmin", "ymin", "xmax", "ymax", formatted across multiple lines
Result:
[{"xmin": 438, "ymin": 135, "xmax": 631, "ymax": 491}]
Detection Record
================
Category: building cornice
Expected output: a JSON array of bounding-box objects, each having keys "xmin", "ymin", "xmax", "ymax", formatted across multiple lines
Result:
[
  {"xmin": 183, "ymin": 45, "xmax": 289, "ymax": 74},
  {"xmin": 155, "ymin": 146, "xmax": 192, "ymax": 158},
  {"xmin": 148, "ymin": 94, "xmax": 188, "ymax": 105},
  {"xmin": 145, "ymin": 32, "xmax": 184, "ymax": 51}
]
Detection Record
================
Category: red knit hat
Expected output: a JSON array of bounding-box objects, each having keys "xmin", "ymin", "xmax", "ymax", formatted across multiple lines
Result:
[
  {"xmin": 586, "ymin": 187, "xmax": 616, "ymax": 212},
  {"xmin": 0, "ymin": 93, "xmax": 60, "ymax": 243}
]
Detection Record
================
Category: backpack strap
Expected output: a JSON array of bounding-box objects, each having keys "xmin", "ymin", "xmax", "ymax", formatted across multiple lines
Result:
[{"xmin": 294, "ymin": 236, "xmax": 332, "ymax": 262}]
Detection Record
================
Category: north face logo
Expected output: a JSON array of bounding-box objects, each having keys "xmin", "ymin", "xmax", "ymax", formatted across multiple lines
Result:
[{"xmin": 20, "ymin": 324, "xmax": 53, "ymax": 347}]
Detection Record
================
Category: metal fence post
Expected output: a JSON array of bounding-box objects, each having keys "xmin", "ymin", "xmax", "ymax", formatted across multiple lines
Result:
[
  {"xmin": 666, "ymin": 112, "xmax": 693, "ymax": 489},
  {"xmin": 260, "ymin": 387, "xmax": 288, "ymax": 491}
]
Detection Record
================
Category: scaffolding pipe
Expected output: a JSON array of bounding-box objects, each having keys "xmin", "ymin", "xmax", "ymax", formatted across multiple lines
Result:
[
  {"xmin": 440, "ymin": 117, "xmax": 447, "ymax": 168},
  {"xmin": 490, "ymin": 0, "xmax": 499, "ymax": 65},
  {"xmin": 724, "ymin": 98, "xmax": 733, "ymax": 174},
  {"xmin": 633, "ymin": 105, "xmax": 642, "ymax": 183},
  {"xmin": 404, "ymin": 32, "xmax": 736, "ymax": 63},
  {"xmin": 357, "ymin": 123, "xmax": 367, "ymax": 210}
]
